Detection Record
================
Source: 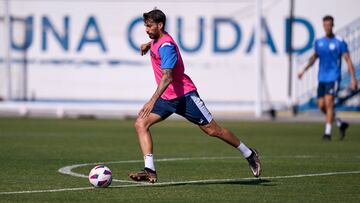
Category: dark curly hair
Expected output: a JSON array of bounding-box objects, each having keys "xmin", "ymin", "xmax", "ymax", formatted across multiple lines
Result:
[{"xmin": 143, "ymin": 9, "xmax": 166, "ymax": 31}]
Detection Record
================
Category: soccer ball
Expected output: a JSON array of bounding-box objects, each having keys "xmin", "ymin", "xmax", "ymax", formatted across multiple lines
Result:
[{"xmin": 88, "ymin": 165, "xmax": 112, "ymax": 188}]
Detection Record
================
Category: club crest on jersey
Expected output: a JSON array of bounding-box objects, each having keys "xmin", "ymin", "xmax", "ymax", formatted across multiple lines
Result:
[{"xmin": 329, "ymin": 43, "xmax": 336, "ymax": 50}]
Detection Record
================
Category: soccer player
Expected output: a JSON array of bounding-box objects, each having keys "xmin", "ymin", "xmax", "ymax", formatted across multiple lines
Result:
[
  {"xmin": 298, "ymin": 15, "xmax": 358, "ymax": 140},
  {"xmin": 128, "ymin": 9, "xmax": 261, "ymax": 183}
]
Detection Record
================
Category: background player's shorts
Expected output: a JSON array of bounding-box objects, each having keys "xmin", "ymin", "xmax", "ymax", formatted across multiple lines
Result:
[
  {"xmin": 151, "ymin": 91, "xmax": 213, "ymax": 125},
  {"xmin": 317, "ymin": 81, "xmax": 340, "ymax": 98}
]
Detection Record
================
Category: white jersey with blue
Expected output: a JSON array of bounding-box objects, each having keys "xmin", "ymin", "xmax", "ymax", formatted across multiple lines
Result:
[{"xmin": 315, "ymin": 35, "xmax": 349, "ymax": 82}]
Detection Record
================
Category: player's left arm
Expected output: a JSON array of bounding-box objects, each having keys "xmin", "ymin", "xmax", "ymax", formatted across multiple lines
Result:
[
  {"xmin": 139, "ymin": 68, "xmax": 173, "ymax": 118},
  {"xmin": 139, "ymin": 43, "xmax": 177, "ymax": 118},
  {"xmin": 343, "ymin": 52, "xmax": 358, "ymax": 91}
]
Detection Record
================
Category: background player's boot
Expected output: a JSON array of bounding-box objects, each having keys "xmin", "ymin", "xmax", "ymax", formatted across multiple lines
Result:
[
  {"xmin": 128, "ymin": 167, "xmax": 157, "ymax": 183},
  {"xmin": 246, "ymin": 148, "xmax": 261, "ymax": 177},
  {"xmin": 339, "ymin": 122, "xmax": 349, "ymax": 141}
]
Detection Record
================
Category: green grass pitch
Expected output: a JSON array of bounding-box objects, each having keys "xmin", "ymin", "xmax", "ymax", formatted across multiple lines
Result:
[{"xmin": 0, "ymin": 117, "xmax": 359, "ymax": 202}]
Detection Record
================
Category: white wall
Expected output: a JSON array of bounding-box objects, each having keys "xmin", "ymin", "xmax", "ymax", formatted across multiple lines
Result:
[
  {"xmin": 0, "ymin": 0, "xmax": 6, "ymax": 100},
  {"xmin": 1, "ymin": 0, "xmax": 359, "ymax": 111}
]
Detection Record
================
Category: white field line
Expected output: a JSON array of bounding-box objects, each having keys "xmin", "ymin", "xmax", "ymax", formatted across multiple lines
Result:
[
  {"xmin": 57, "ymin": 155, "xmax": 352, "ymax": 183},
  {"xmin": 1, "ymin": 170, "xmax": 360, "ymax": 195},
  {"xmin": 110, "ymin": 170, "xmax": 360, "ymax": 188},
  {"xmin": 1, "ymin": 156, "xmax": 359, "ymax": 195},
  {"xmin": 58, "ymin": 156, "xmax": 243, "ymax": 183}
]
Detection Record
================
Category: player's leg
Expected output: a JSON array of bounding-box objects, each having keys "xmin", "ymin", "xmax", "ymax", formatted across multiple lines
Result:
[
  {"xmin": 324, "ymin": 94, "xmax": 334, "ymax": 124},
  {"xmin": 134, "ymin": 113, "xmax": 162, "ymax": 159},
  {"xmin": 317, "ymin": 97, "xmax": 326, "ymax": 114},
  {"xmin": 322, "ymin": 94, "xmax": 334, "ymax": 140},
  {"xmin": 317, "ymin": 96, "xmax": 332, "ymax": 140},
  {"xmin": 129, "ymin": 98, "xmax": 174, "ymax": 183},
  {"xmin": 129, "ymin": 113, "xmax": 162, "ymax": 183},
  {"xmin": 322, "ymin": 99, "xmax": 348, "ymax": 138},
  {"xmin": 331, "ymin": 80, "xmax": 349, "ymax": 140},
  {"xmin": 317, "ymin": 82, "xmax": 332, "ymax": 140},
  {"xmin": 199, "ymin": 120, "xmax": 261, "ymax": 177},
  {"xmin": 317, "ymin": 82, "xmax": 327, "ymax": 114},
  {"xmin": 336, "ymin": 115, "xmax": 349, "ymax": 140},
  {"xmin": 199, "ymin": 119, "xmax": 239, "ymax": 147},
  {"xmin": 176, "ymin": 91, "xmax": 261, "ymax": 177},
  {"xmin": 319, "ymin": 81, "xmax": 349, "ymax": 140}
]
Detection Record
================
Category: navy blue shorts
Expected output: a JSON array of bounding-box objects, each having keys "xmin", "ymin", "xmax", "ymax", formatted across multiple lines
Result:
[
  {"xmin": 151, "ymin": 91, "xmax": 213, "ymax": 125},
  {"xmin": 317, "ymin": 81, "xmax": 339, "ymax": 98}
]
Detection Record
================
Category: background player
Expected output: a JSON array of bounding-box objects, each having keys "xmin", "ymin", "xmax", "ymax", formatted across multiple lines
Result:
[{"xmin": 298, "ymin": 15, "xmax": 358, "ymax": 140}]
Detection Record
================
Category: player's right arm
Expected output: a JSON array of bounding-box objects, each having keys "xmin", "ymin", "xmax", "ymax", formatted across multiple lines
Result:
[
  {"xmin": 140, "ymin": 42, "xmax": 151, "ymax": 56},
  {"xmin": 298, "ymin": 52, "xmax": 318, "ymax": 79}
]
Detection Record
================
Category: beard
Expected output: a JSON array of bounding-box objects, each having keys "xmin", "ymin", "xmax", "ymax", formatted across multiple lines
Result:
[{"xmin": 147, "ymin": 32, "xmax": 159, "ymax": 39}]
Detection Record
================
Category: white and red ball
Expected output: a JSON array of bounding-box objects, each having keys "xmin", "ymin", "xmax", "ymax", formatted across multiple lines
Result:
[{"xmin": 88, "ymin": 165, "xmax": 112, "ymax": 188}]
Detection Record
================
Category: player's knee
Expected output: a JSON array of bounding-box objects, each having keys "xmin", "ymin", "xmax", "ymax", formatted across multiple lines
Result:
[
  {"xmin": 204, "ymin": 127, "xmax": 220, "ymax": 137},
  {"xmin": 134, "ymin": 118, "xmax": 147, "ymax": 131},
  {"xmin": 326, "ymin": 104, "xmax": 333, "ymax": 111},
  {"xmin": 318, "ymin": 103, "xmax": 325, "ymax": 111},
  {"xmin": 318, "ymin": 101, "xmax": 323, "ymax": 107},
  {"xmin": 325, "ymin": 101, "xmax": 334, "ymax": 108}
]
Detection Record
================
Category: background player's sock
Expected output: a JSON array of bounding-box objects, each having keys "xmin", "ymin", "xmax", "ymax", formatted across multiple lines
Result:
[
  {"xmin": 144, "ymin": 154, "xmax": 155, "ymax": 171},
  {"xmin": 325, "ymin": 123, "xmax": 332, "ymax": 135},
  {"xmin": 237, "ymin": 143, "xmax": 252, "ymax": 158}
]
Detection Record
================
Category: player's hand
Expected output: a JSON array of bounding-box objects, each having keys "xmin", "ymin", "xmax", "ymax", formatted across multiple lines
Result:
[
  {"xmin": 139, "ymin": 100, "xmax": 155, "ymax": 118},
  {"xmin": 140, "ymin": 43, "xmax": 151, "ymax": 56},
  {"xmin": 297, "ymin": 71, "xmax": 304, "ymax": 80},
  {"xmin": 351, "ymin": 79, "xmax": 358, "ymax": 91}
]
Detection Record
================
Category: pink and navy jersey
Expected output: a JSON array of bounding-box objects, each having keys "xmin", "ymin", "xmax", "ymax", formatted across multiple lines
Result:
[{"xmin": 149, "ymin": 33, "xmax": 197, "ymax": 100}]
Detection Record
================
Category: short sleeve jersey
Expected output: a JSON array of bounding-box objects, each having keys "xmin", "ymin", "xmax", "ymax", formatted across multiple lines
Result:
[
  {"xmin": 159, "ymin": 42, "xmax": 178, "ymax": 69},
  {"xmin": 314, "ymin": 35, "xmax": 349, "ymax": 82}
]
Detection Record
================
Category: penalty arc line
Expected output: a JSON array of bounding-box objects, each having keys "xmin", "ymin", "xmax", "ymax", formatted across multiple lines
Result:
[
  {"xmin": 57, "ymin": 156, "xmax": 245, "ymax": 184},
  {"xmin": 1, "ymin": 170, "xmax": 360, "ymax": 195},
  {"xmin": 57, "ymin": 155, "xmax": 357, "ymax": 183},
  {"xmin": 2, "ymin": 156, "xmax": 360, "ymax": 195}
]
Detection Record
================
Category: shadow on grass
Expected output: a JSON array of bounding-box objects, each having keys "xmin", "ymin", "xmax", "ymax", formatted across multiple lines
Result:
[
  {"xmin": 216, "ymin": 178, "xmax": 274, "ymax": 186},
  {"xmin": 111, "ymin": 178, "xmax": 274, "ymax": 189},
  {"xmin": 165, "ymin": 178, "xmax": 274, "ymax": 187}
]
